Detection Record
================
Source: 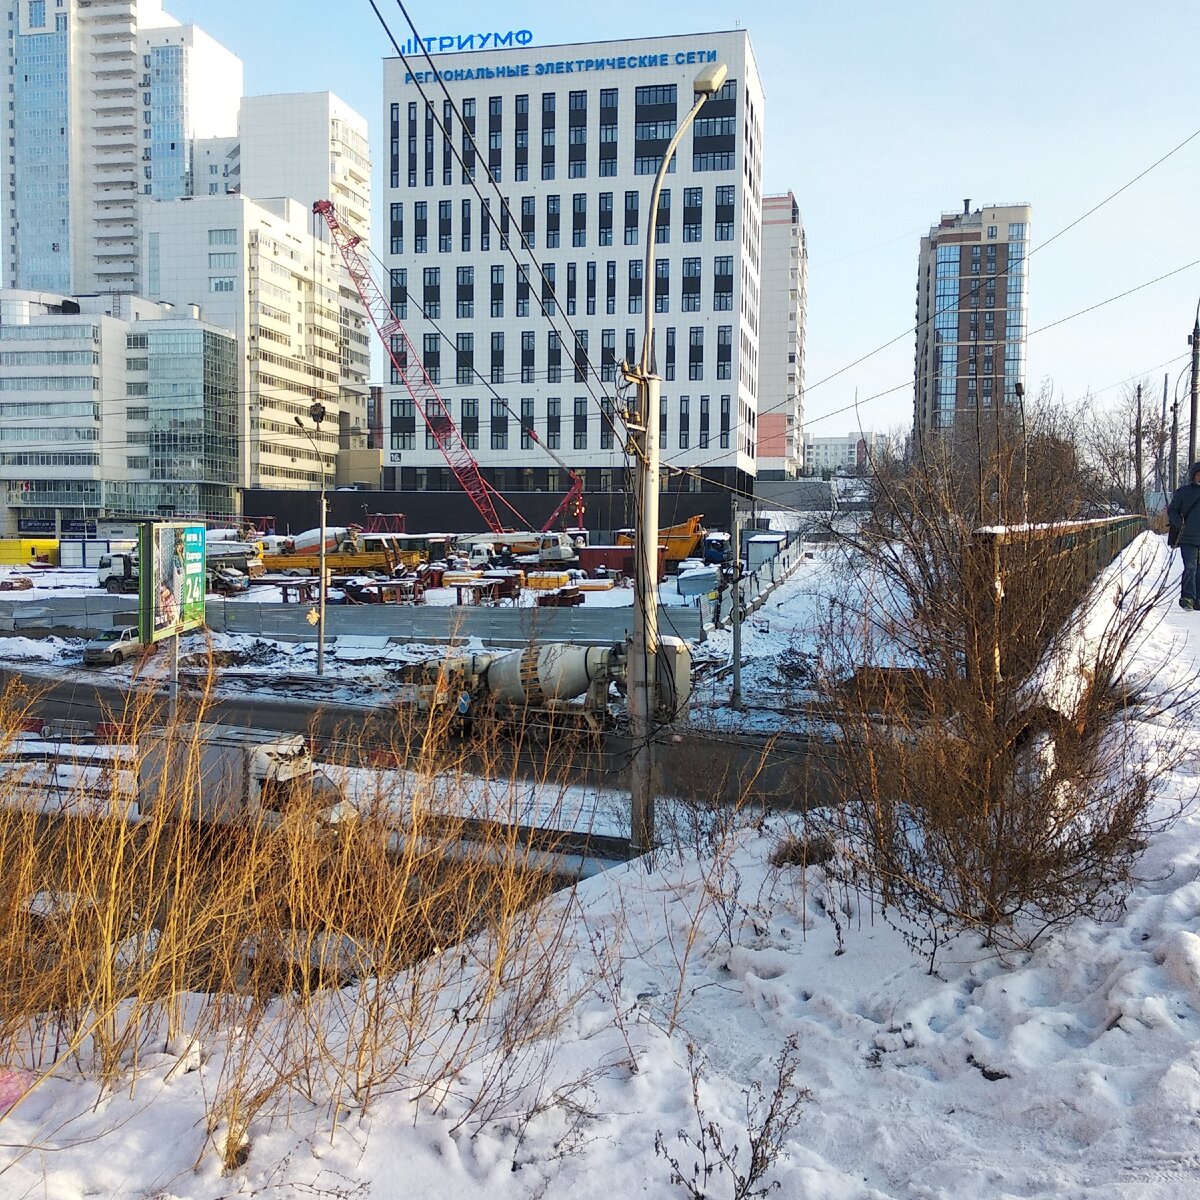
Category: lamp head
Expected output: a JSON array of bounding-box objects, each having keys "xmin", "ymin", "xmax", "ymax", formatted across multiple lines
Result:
[
  {"xmin": 293, "ymin": 415, "xmax": 303, "ymax": 429},
  {"xmin": 693, "ymin": 62, "xmax": 728, "ymax": 97}
]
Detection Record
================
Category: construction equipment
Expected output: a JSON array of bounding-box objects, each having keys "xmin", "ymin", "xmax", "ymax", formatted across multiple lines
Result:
[
  {"xmin": 314, "ymin": 199, "xmax": 587, "ymax": 537},
  {"xmin": 416, "ymin": 638, "xmax": 691, "ymax": 731},
  {"xmin": 615, "ymin": 514, "xmax": 705, "ymax": 567}
]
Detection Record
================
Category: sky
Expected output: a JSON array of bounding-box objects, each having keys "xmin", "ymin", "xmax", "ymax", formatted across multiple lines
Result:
[{"xmin": 165, "ymin": 0, "xmax": 1200, "ymax": 438}]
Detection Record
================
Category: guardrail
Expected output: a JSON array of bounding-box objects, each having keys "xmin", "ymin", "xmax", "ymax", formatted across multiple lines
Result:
[{"xmin": 970, "ymin": 514, "xmax": 1148, "ymax": 684}]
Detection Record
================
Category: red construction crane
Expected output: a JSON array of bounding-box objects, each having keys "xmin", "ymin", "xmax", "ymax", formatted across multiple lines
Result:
[
  {"xmin": 314, "ymin": 199, "xmax": 583, "ymax": 536},
  {"xmin": 315, "ymin": 199, "xmax": 514, "ymax": 534}
]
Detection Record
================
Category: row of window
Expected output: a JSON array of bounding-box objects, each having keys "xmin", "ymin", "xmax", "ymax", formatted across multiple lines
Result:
[
  {"xmin": 390, "ymin": 81, "xmax": 737, "ymax": 186},
  {"xmin": 387, "ymin": 391, "xmax": 734, "ymax": 452},
  {"xmin": 388, "ymin": 185, "xmax": 736, "ymax": 255},
  {"xmin": 391, "ymin": 256, "xmax": 735, "ymax": 323},
  {"xmin": 391, "ymin": 322, "xmax": 734, "ymax": 388}
]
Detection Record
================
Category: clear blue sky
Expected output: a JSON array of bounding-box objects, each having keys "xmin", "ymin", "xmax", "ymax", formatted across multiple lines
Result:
[{"xmin": 168, "ymin": 0, "xmax": 1200, "ymax": 436}]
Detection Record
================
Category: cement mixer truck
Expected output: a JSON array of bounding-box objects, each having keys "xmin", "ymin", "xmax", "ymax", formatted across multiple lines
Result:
[{"xmin": 416, "ymin": 638, "xmax": 692, "ymax": 732}]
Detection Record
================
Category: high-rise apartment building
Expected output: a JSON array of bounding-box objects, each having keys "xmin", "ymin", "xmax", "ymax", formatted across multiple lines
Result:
[
  {"xmin": 140, "ymin": 23, "xmax": 242, "ymax": 201},
  {"xmin": 757, "ymin": 192, "xmax": 806, "ymax": 479},
  {"xmin": 238, "ymin": 93, "xmax": 371, "ymax": 243},
  {"xmin": 0, "ymin": 288, "xmax": 238, "ymax": 534},
  {"xmin": 379, "ymin": 31, "xmax": 764, "ymax": 512},
  {"xmin": 913, "ymin": 200, "xmax": 1031, "ymax": 443},
  {"xmin": 3, "ymin": 0, "xmax": 241, "ymax": 294},
  {"xmin": 142, "ymin": 194, "xmax": 364, "ymax": 493}
]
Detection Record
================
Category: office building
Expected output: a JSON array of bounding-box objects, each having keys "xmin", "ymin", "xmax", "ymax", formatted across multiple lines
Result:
[
  {"xmin": 913, "ymin": 200, "xmax": 1031, "ymax": 443},
  {"xmin": 0, "ymin": 288, "xmax": 238, "ymax": 535},
  {"xmin": 757, "ymin": 192, "xmax": 806, "ymax": 479},
  {"xmin": 379, "ymin": 31, "xmax": 764, "ymax": 521},
  {"xmin": 3, "ymin": 0, "xmax": 241, "ymax": 295}
]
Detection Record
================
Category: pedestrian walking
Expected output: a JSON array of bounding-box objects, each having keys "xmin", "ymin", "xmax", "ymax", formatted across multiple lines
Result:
[{"xmin": 1167, "ymin": 461, "xmax": 1200, "ymax": 609}]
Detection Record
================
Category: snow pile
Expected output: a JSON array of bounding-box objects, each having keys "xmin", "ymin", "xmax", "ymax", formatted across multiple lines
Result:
[{"xmin": 0, "ymin": 543, "xmax": 1198, "ymax": 1195}]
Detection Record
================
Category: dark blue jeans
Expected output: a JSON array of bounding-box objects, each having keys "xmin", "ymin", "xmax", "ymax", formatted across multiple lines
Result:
[{"xmin": 1182, "ymin": 544, "xmax": 1199, "ymax": 605}]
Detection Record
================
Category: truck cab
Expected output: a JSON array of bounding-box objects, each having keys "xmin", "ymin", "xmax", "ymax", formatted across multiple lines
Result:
[{"xmin": 96, "ymin": 552, "xmax": 138, "ymax": 593}]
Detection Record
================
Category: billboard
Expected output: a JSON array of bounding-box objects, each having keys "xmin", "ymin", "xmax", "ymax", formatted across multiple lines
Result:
[{"xmin": 138, "ymin": 523, "xmax": 206, "ymax": 643}]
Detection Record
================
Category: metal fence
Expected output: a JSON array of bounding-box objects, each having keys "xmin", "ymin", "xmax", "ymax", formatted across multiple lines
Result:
[{"xmin": 701, "ymin": 530, "xmax": 809, "ymax": 628}]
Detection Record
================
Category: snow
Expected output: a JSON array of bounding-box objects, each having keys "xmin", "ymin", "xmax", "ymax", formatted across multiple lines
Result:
[{"xmin": 0, "ymin": 535, "xmax": 1199, "ymax": 1195}]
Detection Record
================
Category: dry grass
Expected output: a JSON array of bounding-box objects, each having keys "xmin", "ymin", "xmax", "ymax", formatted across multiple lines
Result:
[{"xmin": 0, "ymin": 669, "xmax": 591, "ymax": 1172}]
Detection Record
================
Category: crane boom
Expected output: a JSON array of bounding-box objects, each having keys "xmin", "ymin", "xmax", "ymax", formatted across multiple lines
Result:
[{"xmin": 313, "ymin": 199, "xmax": 510, "ymax": 534}]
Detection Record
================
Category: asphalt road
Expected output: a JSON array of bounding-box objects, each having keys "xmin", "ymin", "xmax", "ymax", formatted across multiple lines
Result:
[{"xmin": 0, "ymin": 664, "xmax": 837, "ymax": 811}]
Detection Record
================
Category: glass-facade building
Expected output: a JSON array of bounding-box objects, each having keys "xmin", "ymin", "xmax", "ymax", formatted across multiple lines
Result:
[
  {"xmin": 0, "ymin": 289, "xmax": 239, "ymax": 534},
  {"xmin": 913, "ymin": 202, "xmax": 1031, "ymax": 444},
  {"xmin": 10, "ymin": 8, "xmax": 71, "ymax": 291}
]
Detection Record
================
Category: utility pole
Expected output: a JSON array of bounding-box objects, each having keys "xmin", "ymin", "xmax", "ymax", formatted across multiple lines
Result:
[
  {"xmin": 1189, "ymin": 299, "xmax": 1200, "ymax": 467},
  {"xmin": 1160, "ymin": 373, "xmax": 1169, "ymax": 495},
  {"xmin": 1134, "ymin": 383, "xmax": 1144, "ymax": 511},
  {"xmin": 294, "ymin": 402, "xmax": 328, "ymax": 676},
  {"xmin": 730, "ymin": 495, "xmax": 742, "ymax": 709},
  {"xmin": 1171, "ymin": 396, "xmax": 1180, "ymax": 491},
  {"xmin": 627, "ymin": 62, "xmax": 728, "ymax": 857}
]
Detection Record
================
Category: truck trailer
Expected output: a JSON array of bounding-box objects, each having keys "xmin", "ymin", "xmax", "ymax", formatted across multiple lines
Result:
[{"xmin": 137, "ymin": 726, "xmax": 348, "ymax": 828}]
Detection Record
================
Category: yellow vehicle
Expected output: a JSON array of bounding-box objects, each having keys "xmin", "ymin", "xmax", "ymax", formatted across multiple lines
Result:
[
  {"xmin": 261, "ymin": 531, "xmax": 454, "ymax": 575},
  {"xmin": 615, "ymin": 515, "xmax": 704, "ymax": 566}
]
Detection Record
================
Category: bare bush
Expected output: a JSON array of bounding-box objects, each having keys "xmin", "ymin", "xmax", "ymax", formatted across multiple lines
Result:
[{"xmin": 807, "ymin": 415, "xmax": 1187, "ymax": 961}]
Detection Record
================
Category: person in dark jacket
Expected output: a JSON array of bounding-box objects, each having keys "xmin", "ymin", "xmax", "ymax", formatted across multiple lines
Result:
[{"xmin": 1167, "ymin": 461, "xmax": 1200, "ymax": 608}]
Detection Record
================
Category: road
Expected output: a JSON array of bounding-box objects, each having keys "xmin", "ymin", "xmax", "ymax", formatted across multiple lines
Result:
[{"xmin": 0, "ymin": 665, "xmax": 838, "ymax": 812}]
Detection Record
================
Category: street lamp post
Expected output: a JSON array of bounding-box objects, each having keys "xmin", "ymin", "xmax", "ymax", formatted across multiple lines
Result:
[
  {"xmin": 626, "ymin": 61, "xmax": 728, "ymax": 856},
  {"xmin": 294, "ymin": 401, "xmax": 328, "ymax": 676}
]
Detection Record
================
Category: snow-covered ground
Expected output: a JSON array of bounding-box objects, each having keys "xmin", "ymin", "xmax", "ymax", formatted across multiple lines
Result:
[{"xmin": 0, "ymin": 535, "xmax": 1198, "ymax": 1196}]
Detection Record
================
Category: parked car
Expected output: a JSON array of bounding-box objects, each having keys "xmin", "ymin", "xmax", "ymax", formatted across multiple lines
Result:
[{"xmin": 82, "ymin": 627, "xmax": 145, "ymax": 667}]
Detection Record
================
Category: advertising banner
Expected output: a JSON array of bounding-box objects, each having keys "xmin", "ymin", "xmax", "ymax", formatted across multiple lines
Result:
[{"xmin": 138, "ymin": 522, "xmax": 206, "ymax": 643}]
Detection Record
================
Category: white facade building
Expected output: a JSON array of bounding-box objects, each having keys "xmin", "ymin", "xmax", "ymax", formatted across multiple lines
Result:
[
  {"xmin": 142, "ymin": 194, "xmax": 365, "ymax": 492},
  {"xmin": 139, "ymin": 23, "xmax": 242, "ymax": 201},
  {"xmin": 3, "ymin": 0, "xmax": 241, "ymax": 295},
  {"xmin": 379, "ymin": 31, "xmax": 764, "ymax": 507},
  {"xmin": 0, "ymin": 288, "xmax": 238, "ymax": 534},
  {"xmin": 803, "ymin": 429, "xmax": 884, "ymax": 475},
  {"xmin": 239, "ymin": 93, "xmax": 371, "ymax": 244},
  {"xmin": 757, "ymin": 192, "xmax": 806, "ymax": 479}
]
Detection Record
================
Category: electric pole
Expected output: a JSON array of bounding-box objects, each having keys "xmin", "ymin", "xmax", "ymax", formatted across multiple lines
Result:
[{"xmin": 1189, "ymin": 300, "xmax": 1200, "ymax": 468}]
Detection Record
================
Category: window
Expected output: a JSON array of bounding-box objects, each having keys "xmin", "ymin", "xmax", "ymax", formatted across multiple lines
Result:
[
  {"xmin": 683, "ymin": 186, "xmax": 703, "ymax": 242},
  {"xmin": 456, "ymin": 265, "xmax": 474, "ymax": 318},
  {"xmin": 601, "ymin": 329, "xmax": 616, "ymax": 383},
  {"xmin": 490, "ymin": 397, "xmax": 508, "ymax": 450},
  {"xmin": 545, "ymin": 193, "xmax": 560, "ymax": 248},
  {"xmin": 681, "ymin": 256, "xmax": 701, "ymax": 311},
  {"xmin": 389, "ymin": 202, "xmax": 404, "ymax": 254},
  {"xmin": 573, "ymin": 396, "xmax": 588, "ymax": 449},
  {"xmin": 423, "ymin": 266, "xmax": 441, "ymax": 319},
  {"xmin": 208, "ymin": 228, "xmax": 236, "ymax": 246},
  {"xmin": 654, "ymin": 259, "xmax": 670, "ymax": 313},
  {"xmin": 547, "ymin": 330, "xmax": 562, "ymax": 383},
  {"xmin": 665, "ymin": 327, "xmax": 676, "ymax": 381},
  {"xmin": 547, "ymin": 397, "xmax": 561, "ymax": 449},
  {"xmin": 28, "ymin": 2, "xmax": 46, "ymax": 28},
  {"xmin": 714, "ymin": 184, "xmax": 734, "ymax": 241},
  {"xmin": 654, "ymin": 189, "xmax": 671, "ymax": 244},
  {"xmin": 209, "ymin": 277, "xmax": 235, "ymax": 292},
  {"xmin": 572, "ymin": 192, "xmax": 587, "ymax": 247},
  {"xmin": 521, "ymin": 330, "xmax": 536, "ymax": 383},
  {"xmin": 628, "ymin": 259, "xmax": 643, "ymax": 315},
  {"xmin": 598, "ymin": 191, "xmax": 613, "ymax": 246},
  {"xmin": 713, "ymin": 255, "xmax": 734, "ymax": 311},
  {"xmin": 717, "ymin": 325, "xmax": 732, "ymax": 379},
  {"xmin": 987, "ymin": 224, "xmax": 997, "ymax": 239},
  {"xmin": 490, "ymin": 331, "xmax": 505, "ymax": 384},
  {"xmin": 624, "ymin": 191, "xmax": 639, "ymax": 245},
  {"xmin": 208, "ymin": 252, "xmax": 236, "ymax": 268},
  {"xmin": 490, "ymin": 264, "xmax": 504, "ymax": 317},
  {"xmin": 688, "ymin": 326, "xmax": 704, "ymax": 380}
]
